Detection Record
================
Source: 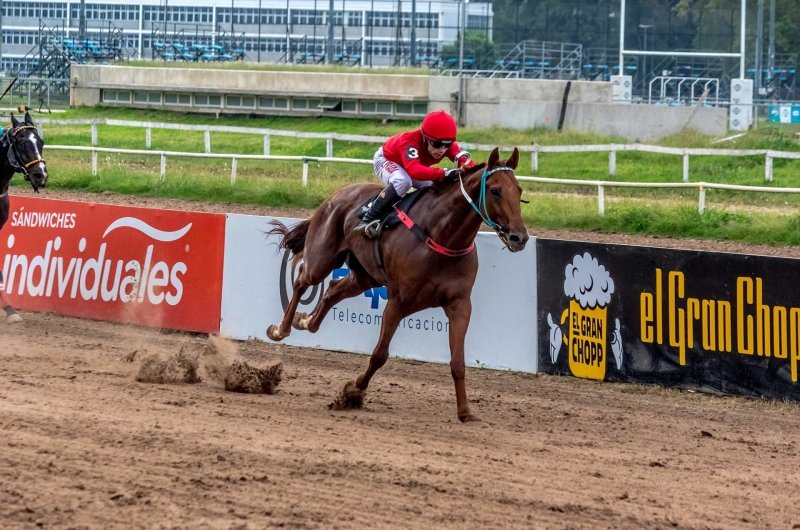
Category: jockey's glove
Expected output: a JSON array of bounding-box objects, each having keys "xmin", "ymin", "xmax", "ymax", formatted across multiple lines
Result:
[{"xmin": 444, "ymin": 168, "xmax": 461, "ymax": 182}]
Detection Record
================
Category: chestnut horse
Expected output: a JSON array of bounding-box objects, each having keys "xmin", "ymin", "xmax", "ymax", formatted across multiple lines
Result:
[
  {"xmin": 267, "ymin": 147, "xmax": 528, "ymax": 422},
  {"xmin": 1, "ymin": 113, "xmax": 50, "ymax": 323}
]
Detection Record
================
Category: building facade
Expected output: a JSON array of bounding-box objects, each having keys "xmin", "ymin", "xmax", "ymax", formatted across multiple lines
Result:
[{"xmin": 1, "ymin": 0, "xmax": 493, "ymax": 72}]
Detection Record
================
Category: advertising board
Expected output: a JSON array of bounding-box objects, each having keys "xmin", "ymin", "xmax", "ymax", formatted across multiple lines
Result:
[
  {"xmin": 221, "ymin": 215, "xmax": 538, "ymax": 372},
  {"xmin": 0, "ymin": 197, "xmax": 225, "ymax": 333},
  {"xmin": 538, "ymin": 238, "xmax": 800, "ymax": 399}
]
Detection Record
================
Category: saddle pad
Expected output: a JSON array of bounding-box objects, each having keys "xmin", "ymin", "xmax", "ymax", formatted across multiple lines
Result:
[{"xmin": 356, "ymin": 186, "xmax": 431, "ymax": 230}]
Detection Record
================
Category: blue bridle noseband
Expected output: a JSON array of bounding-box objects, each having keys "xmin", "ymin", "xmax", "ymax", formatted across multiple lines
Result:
[{"xmin": 458, "ymin": 166, "xmax": 514, "ymax": 245}]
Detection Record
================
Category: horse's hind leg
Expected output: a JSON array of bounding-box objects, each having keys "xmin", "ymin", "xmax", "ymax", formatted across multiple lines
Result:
[
  {"xmin": 0, "ymin": 272, "xmax": 21, "ymax": 324},
  {"xmin": 267, "ymin": 263, "xmax": 313, "ymax": 341},
  {"xmin": 295, "ymin": 259, "xmax": 379, "ymax": 333}
]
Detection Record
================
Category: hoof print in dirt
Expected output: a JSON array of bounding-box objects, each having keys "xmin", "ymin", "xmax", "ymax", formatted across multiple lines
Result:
[
  {"xmin": 329, "ymin": 381, "xmax": 364, "ymax": 410},
  {"xmin": 135, "ymin": 347, "xmax": 202, "ymax": 384},
  {"xmin": 224, "ymin": 360, "xmax": 283, "ymax": 394}
]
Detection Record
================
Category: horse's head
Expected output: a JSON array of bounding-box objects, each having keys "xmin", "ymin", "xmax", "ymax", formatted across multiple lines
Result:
[
  {"xmin": 466, "ymin": 147, "xmax": 529, "ymax": 253},
  {"xmin": 7, "ymin": 113, "xmax": 48, "ymax": 192}
]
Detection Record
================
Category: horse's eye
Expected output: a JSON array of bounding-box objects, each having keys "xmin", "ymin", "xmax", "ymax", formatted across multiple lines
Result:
[{"xmin": 490, "ymin": 188, "xmax": 501, "ymax": 198}]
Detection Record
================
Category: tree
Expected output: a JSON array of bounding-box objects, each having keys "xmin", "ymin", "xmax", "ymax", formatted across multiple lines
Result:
[{"xmin": 440, "ymin": 31, "xmax": 498, "ymax": 70}]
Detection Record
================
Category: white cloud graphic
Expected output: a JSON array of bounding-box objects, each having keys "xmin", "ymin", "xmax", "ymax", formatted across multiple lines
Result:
[{"xmin": 563, "ymin": 252, "xmax": 614, "ymax": 308}]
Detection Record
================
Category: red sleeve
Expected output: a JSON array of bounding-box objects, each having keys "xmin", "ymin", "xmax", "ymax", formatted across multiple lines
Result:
[
  {"xmin": 447, "ymin": 142, "xmax": 475, "ymax": 167},
  {"xmin": 401, "ymin": 142, "xmax": 446, "ymax": 181}
]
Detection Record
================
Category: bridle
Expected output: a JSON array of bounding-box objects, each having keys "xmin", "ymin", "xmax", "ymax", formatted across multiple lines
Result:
[
  {"xmin": 4, "ymin": 124, "xmax": 46, "ymax": 183},
  {"xmin": 458, "ymin": 166, "xmax": 514, "ymax": 247}
]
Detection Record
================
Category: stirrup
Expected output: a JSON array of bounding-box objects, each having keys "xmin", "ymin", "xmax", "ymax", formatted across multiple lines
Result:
[{"xmin": 355, "ymin": 219, "xmax": 381, "ymax": 239}]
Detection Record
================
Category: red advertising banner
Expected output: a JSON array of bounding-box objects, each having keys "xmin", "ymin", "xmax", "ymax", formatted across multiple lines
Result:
[{"xmin": 0, "ymin": 197, "xmax": 225, "ymax": 333}]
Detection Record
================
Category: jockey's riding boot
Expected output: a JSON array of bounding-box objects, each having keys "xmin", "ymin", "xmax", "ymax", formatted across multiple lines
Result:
[{"xmin": 354, "ymin": 185, "xmax": 400, "ymax": 239}]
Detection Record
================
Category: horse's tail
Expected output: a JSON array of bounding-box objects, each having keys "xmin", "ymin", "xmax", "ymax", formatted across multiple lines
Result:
[{"xmin": 267, "ymin": 219, "xmax": 310, "ymax": 259}]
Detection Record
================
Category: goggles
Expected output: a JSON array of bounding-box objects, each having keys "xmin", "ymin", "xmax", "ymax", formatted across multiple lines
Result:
[{"xmin": 427, "ymin": 139, "xmax": 453, "ymax": 148}]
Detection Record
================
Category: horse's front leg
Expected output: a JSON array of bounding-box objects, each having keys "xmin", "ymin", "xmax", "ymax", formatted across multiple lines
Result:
[
  {"xmin": 444, "ymin": 297, "xmax": 479, "ymax": 423},
  {"xmin": 0, "ymin": 194, "xmax": 21, "ymax": 324},
  {"xmin": 0, "ymin": 271, "xmax": 21, "ymax": 324}
]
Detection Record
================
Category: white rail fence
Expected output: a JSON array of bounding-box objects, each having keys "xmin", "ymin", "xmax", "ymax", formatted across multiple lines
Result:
[
  {"xmin": 37, "ymin": 117, "xmax": 800, "ymax": 183},
  {"xmin": 47, "ymin": 144, "xmax": 800, "ymax": 216}
]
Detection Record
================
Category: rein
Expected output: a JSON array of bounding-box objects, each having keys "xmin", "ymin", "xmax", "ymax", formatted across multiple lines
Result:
[{"xmin": 458, "ymin": 166, "xmax": 514, "ymax": 247}]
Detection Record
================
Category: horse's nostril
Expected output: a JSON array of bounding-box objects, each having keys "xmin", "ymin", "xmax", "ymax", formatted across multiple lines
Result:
[{"xmin": 509, "ymin": 234, "xmax": 521, "ymax": 243}]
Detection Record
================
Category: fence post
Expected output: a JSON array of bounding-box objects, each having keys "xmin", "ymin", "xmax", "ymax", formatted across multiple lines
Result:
[
  {"xmin": 698, "ymin": 185, "xmax": 706, "ymax": 214},
  {"xmin": 91, "ymin": 123, "xmax": 98, "ymax": 146},
  {"xmin": 531, "ymin": 147, "xmax": 539, "ymax": 172},
  {"xmin": 263, "ymin": 134, "xmax": 270, "ymax": 155},
  {"xmin": 326, "ymin": 137, "xmax": 333, "ymax": 158},
  {"xmin": 91, "ymin": 149, "xmax": 97, "ymax": 176},
  {"xmin": 683, "ymin": 151, "xmax": 690, "ymax": 182},
  {"xmin": 302, "ymin": 157, "xmax": 309, "ymax": 187},
  {"xmin": 597, "ymin": 184, "xmax": 605, "ymax": 216},
  {"xmin": 160, "ymin": 153, "xmax": 166, "ymax": 182},
  {"xmin": 608, "ymin": 148, "xmax": 616, "ymax": 176},
  {"xmin": 204, "ymin": 129, "xmax": 211, "ymax": 154},
  {"xmin": 146, "ymin": 127, "xmax": 151, "ymax": 149},
  {"xmin": 37, "ymin": 123, "xmax": 43, "ymax": 139},
  {"xmin": 765, "ymin": 153, "xmax": 773, "ymax": 182},
  {"xmin": 231, "ymin": 158, "xmax": 237, "ymax": 185}
]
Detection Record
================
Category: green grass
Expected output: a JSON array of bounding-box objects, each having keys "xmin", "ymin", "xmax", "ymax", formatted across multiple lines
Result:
[{"xmin": 23, "ymin": 106, "xmax": 800, "ymax": 246}]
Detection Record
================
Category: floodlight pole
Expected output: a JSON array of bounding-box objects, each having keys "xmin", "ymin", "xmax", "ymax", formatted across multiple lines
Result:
[
  {"xmin": 739, "ymin": 0, "xmax": 745, "ymax": 78},
  {"xmin": 755, "ymin": 0, "xmax": 763, "ymax": 93},
  {"xmin": 618, "ymin": 0, "xmax": 625, "ymax": 75},
  {"xmin": 458, "ymin": 0, "xmax": 467, "ymax": 126},
  {"xmin": 767, "ymin": 0, "xmax": 775, "ymax": 84}
]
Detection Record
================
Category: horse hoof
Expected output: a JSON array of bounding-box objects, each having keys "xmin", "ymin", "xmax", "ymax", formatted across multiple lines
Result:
[
  {"xmin": 6, "ymin": 313, "xmax": 22, "ymax": 324},
  {"xmin": 266, "ymin": 325, "xmax": 284, "ymax": 342},
  {"xmin": 292, "ymin": 312, "xmax": 310, "ymax": 331},
  {"xmin": 458, "ymin": 413, "xmax": 482, "ymax": 423}
]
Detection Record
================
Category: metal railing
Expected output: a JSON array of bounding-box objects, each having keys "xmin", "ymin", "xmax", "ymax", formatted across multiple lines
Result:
[
  {"xmin": 36, "ymin": 117, "xmax": 800, "ymax": 184},
  {"xmin": 43, "ymin": 142, "xmax": 800, "ymax": 217}
]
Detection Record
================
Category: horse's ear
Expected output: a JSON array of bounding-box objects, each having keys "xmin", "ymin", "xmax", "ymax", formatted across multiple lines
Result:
[
  {"xmin": 10, "ymin": 113, "xmax": 19, "ymax": 128},
  {"xmin": 508, "ymin": 147, "xmax": 520, "ymax": 170},
  {"xmin": 24, "ymin": 112, "xmax": 34, "ymax": 125},
  {"xmin": 488, "ymin": 147, "xmax": 500, "ymax": 169}
]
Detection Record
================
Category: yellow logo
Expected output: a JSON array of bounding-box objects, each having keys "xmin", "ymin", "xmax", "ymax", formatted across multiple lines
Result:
[{"xmin": 548, "ymin": 252, "xmax": 622, "ymax": 380}]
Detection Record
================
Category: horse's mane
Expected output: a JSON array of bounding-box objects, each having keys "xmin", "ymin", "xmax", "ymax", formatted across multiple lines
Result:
[{"xmin": 429, "ymin": 162, "xmax": 488, "ymax": 195}]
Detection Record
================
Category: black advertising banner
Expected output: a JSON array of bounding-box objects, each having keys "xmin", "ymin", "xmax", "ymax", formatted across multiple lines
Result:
[{"xmin": 537, "ymin": 239, "xmax": 800, "ymax": 400}]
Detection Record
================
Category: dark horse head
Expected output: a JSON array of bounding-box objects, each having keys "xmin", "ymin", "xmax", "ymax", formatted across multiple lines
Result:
[
  {"xmin": 466, "ymin": 147, "xmax": 529, "ymax": 253},
  {"xmin": 2, "ymin": 112, "xmax": 48, "ymax": 193}
]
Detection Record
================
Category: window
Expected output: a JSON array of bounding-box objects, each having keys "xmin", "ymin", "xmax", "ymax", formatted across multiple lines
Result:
[
  {"xmin": 2, "ymin": 31, "xmax": 39, "ymax": 46},
  {"xmin": 226, "ymin": 95, "xmax": 255, "ymax": 108},
  {"xmin": 164, "ymin": 93, "xmax": 191, "ymax": 106},
  {"xmin": 103, "ymin": 90, "xmax": 131, "ymax": 103},
  {"xmin": 134, "ymin": 91, "xmax": 161, "ymax": 104},
  {"xmin": 70, "ymin": 3, "xmax": 139, "ymax": 21},
  {"xmin": 260, "ymin": 9, "xmax": 287, "ymax": 25},
  {"xmin": 361, "ymin": 101, "xmax": 392, "ymax": 114},
  {"xmin": 243, "ymin": 38, "xmax": 287, "ymax": 53},
  {"xmin": 367, "ymin": 11, "xmax": 396, "ymax": 27},
  {"xmin": 5, "ymin": 2, "xmax": 66, "ymax": 19},
  {"xmin": 195, "ymin": 94, "xmax": 222, "ymax": 107},
  {"xmin": 396, "ymin": 102, "xmax": 428, "ymax": 116},
  {"xmin": 467, "ymin": 15, "xmax": 490, "ymax": 30},
  {"xmin": 341, "ymin": 100, "xmax": 357, "ymax": 113},
  {"xmin": 291, "ymin": 99, "xmax": 322, "ymax": 111},
  {"xmin": 259, "ymin": 97, "xmax": 288, "ymax": 110},
  {"xmin": 291, "ymin": 10, "xmax": 326, "ymax": 25},
  {"xmin": 143, "ymin": 5, "xmax": 209, "ymax": 22}
]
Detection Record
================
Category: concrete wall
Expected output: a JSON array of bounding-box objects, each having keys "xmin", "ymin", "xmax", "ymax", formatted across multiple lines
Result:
[{"xmin": 71, "ymin": 65, "xmax": 729, "ymax": 140}]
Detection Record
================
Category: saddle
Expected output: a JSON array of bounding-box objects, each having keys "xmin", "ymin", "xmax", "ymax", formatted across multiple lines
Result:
[
  {"xmin": 356, "ymin": 187, "xmax": 431, "ymax": 270},
  {"xmin": 356, "ymin": 186, "xmax": 431, "ymax": 230}
]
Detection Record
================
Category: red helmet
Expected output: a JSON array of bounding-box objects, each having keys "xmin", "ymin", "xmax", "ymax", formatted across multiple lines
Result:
[{"xmin": 421, "ymin": 111, "xmax": 457, "ymax": 143}]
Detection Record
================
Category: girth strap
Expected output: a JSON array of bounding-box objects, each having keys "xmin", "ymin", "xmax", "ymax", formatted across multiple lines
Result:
[{"xmin": 394, "ymin": 207, "xmax": 475, "ymax": 257}]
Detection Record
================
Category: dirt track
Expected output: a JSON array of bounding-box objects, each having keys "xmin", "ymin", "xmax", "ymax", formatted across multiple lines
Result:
[
  {"xmin": 1, "ymin": 312, "xmax": 799, "ymax": 530},
  {"xmin": 2, "ymin": 189, "xmax": 800, "ymax": 529}
]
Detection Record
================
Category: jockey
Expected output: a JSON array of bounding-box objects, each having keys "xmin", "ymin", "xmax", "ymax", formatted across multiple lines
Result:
[{"xmin": 354, "ymin": 110, "xmax": 473, "ymax": 238}]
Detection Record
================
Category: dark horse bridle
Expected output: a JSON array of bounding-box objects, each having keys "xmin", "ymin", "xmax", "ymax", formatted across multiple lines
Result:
[{"xmin": 3, "ymin": 124, "xmax": 46, "ymax": 191}]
